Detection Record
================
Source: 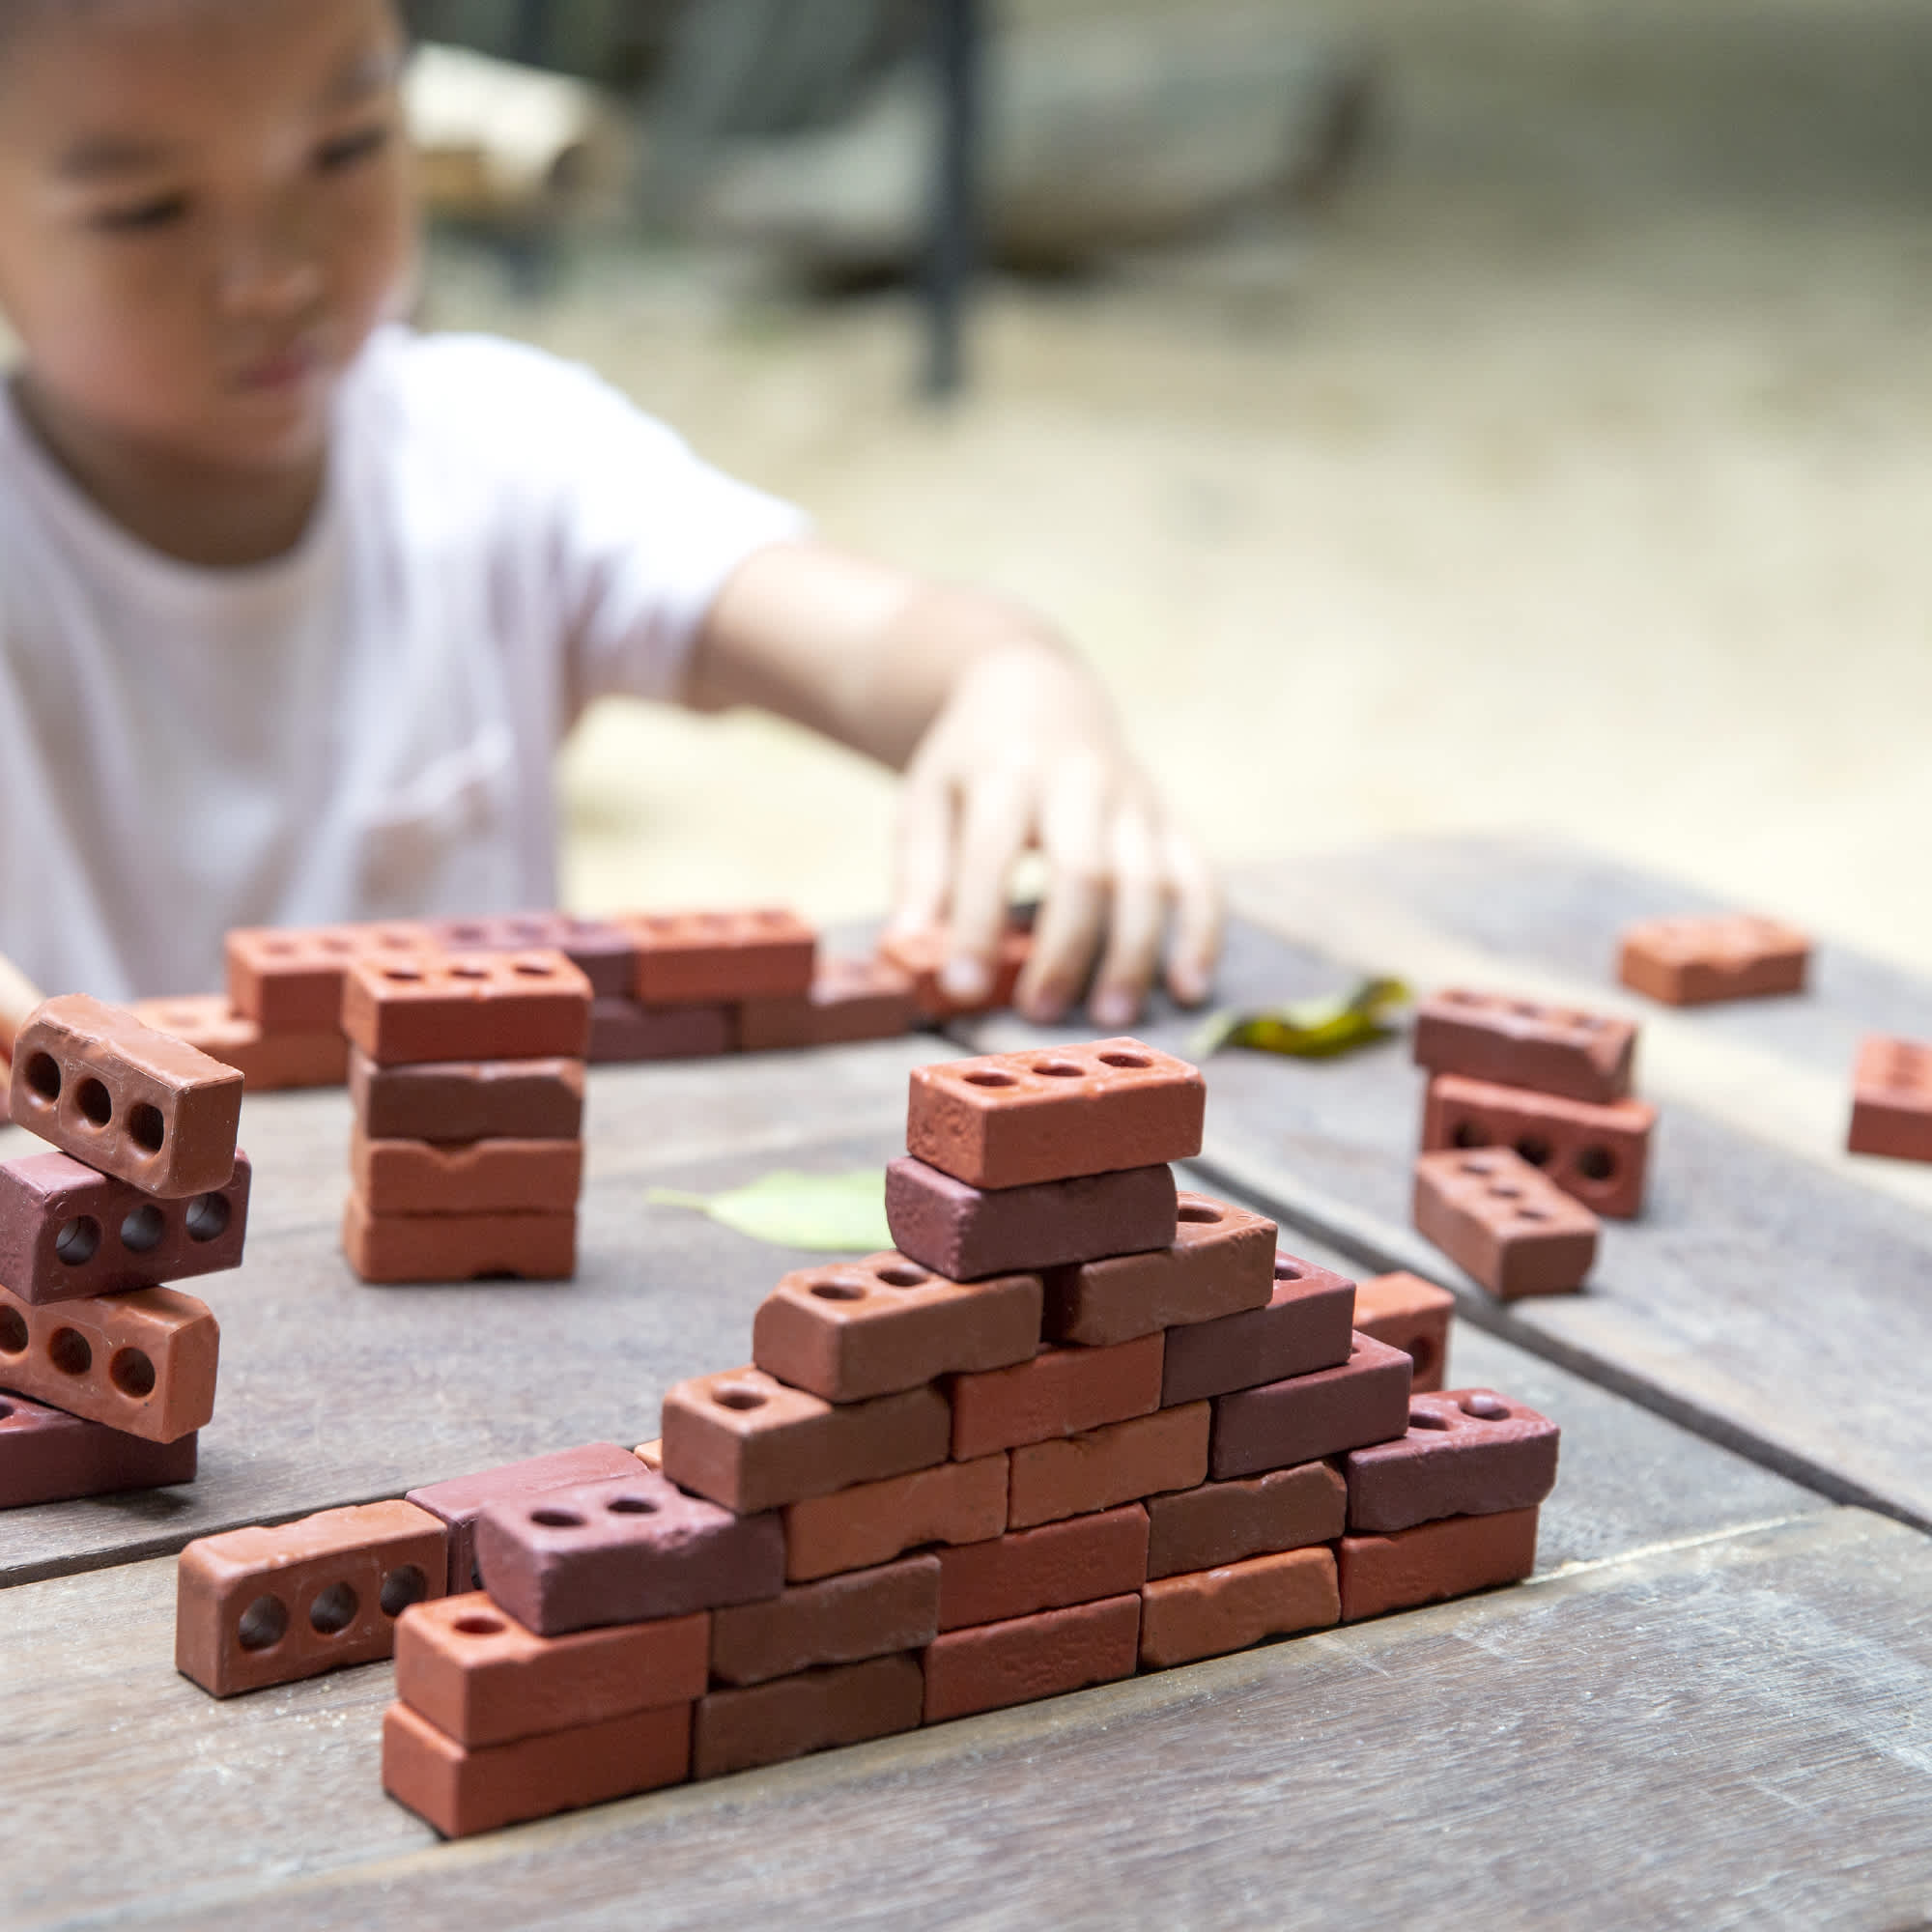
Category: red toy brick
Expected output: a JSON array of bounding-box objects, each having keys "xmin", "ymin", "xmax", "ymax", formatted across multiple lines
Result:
[
  {"xmin": 1423, "ymin": 1073, "xmax": 1655, "ymax": 1219},
  {"xmin": 340, "ymin": 1196, "xmax": 578, "ymax": 1284},
  {"xmin": 225, "ymin": 922, "xmax": 434, "ymax": 1033},
  {"xmin": 10, "ymin": 995, "xmax": 243, "ymax": 1199},
  {"xmin": 907, "ymin": 1037, "xmax": 1206, "ymax": 1190},
  {"xmin": 348, "ymin": 1048, "xmax": 584, "ymax": 1143},
  {"xmin": 340, "ymin": 951, "xmax": 592, "ymax": 1065},
  {"xmin": 177, "ymin": 1499, "xmax": 447, "ymax": 1696},
  {"xmin": 1007, "ymin": 1402, "xmax": 1208, "ymax": 1530},
  {"xmin": 1412, "ymin": 989, "xmax": 1636, "ymax": 1104},
  {"xmin": 949, "ymin": 1335, "xmax": 1165, "ymax": 1460},
  {"xmin": 1343, "ymin": 1389, "xmax": 1560, "ymax": 1532},
  {"xmin": 694, "ymin": 1653, "xmax": 923, "ymax": 1780},
  {"xmin": 935, "ymin": 1504, "xmax": 1149, "ymax": 1632},
  {"xmin": 1337, "ymin": 1505, "xmax": 1540, "ymax": 1621},
  {"xmin": 349, "ymin": 1130, "xmax": 583, "ymax": 1217},
  {"xmin": 621, "ymin": 908, "xmax": 816, "ymax": 1006},
  {"xmin": 1350, "ymin": 1272, "xmax": 1455, "ymax": 1393},
  {"xmin": 1139, "ymin": 1545, "xmax": 1339, "ymax": 1668},
  {"xmin": 1412, "ymin": 1149, "xmax": 1600, "ymax": 1299},
  {"xmin": 660, "ymin": 1367, "xmax": 951, "ymax": 1514},
  {"xmin": 1157, "ymin": 1248, "xmax": 1356, "ymax": 1405},
  {"xmin": 876, "ymin": 923, "xmax": 1030, "ymax": 1020},
  {"xmin": 1210, "ymin": 1333, "xmax": 1412, "ymax": 1481},
  {"xmin": 132, "ymin": 997, "xmax": 348, "ymax": 1093},
  {"xmin": 739, "ymin": 955, "xmax": 916, "ymax": 1050},
  {"xmin": 1617, "ymin": 914, "xmax": 1809, "ymax": 1008},
  {"xmin": 752, "ymin": 1251, "xmax": 1040, "ymax": 1403},
  {"xmin": 586, "ymin": 998, "xmax": 735, "ymax": 1064},
  {"xmin": 710, "ymin": 1555, "xmax": 942, "ymax": 1687},
  {"xmin": 1847, "ymin": 1035, "xmax": 1932, "ymax": 1165},
  {"xmin": 1145, "ymin": 1462, "xmax": 1347, "ymax": 1579},
  {"xmin": 0, "ymin": 1392, "xmax": 196, "ymax": 1509},
  {"xmin": 923, "ymin": 1594, "xmax": 1140, "ymax": 1723},
  {"xmin": 430, "ymin": 913, "xmax": 637, "ymax": 1000},
  {"xmin": 782, "ymin": 1455, "xmax": 1009, "ymax": 1583}
]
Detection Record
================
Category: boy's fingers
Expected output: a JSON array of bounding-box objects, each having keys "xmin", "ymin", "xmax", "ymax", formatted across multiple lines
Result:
[
  {"xmin": 1162, "ymin": 827, "xmax": 1224, "ymax": 1008},
  {"xmin": 944, "ymin": 769, "xmax": 1036, "ymax": 1003},
  {"xmin": 0, "ymin": 952, "xmax": 44, "ymax": 1061},
  {"xmin": 1090, "ymin": 809, "xmax": 1166, "ymax": 1030},
  {"xmin": 889, "ymin": 767, "xmax": 956, "ymax": 940},
  {"xmin": 1016, "ymin": 762, "xmax": 1111, "ymax": 1023}
]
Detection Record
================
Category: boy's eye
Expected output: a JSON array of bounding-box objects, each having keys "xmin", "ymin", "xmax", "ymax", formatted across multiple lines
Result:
[
  {"xmin": 316, "ymin": 125, "xmax": 391, "ymax": 173},
  {"xmin": 92, "ymin": 194, "xmax": 190, "ymax": 234}
]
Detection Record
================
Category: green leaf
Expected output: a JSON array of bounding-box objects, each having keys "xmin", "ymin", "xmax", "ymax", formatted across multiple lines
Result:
[
  {"xmin": 647, "ymin": 1169, "xmax": 893, "ymax": 1253},
  {"xmin": 1189, "ymin": 976, "xmax": 1413, "ymax": 1061}
]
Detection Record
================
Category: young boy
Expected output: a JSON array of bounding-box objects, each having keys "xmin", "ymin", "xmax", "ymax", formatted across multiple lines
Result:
[{"xmin": 0, "ymin": 0, "xmax": 1220, "ymax": 1057}]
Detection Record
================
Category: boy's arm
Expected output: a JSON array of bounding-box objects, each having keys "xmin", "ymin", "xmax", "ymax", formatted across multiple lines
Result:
[{"xmin": 686, "ymin": 539, "xmax": 1222, "ymax": 1027}]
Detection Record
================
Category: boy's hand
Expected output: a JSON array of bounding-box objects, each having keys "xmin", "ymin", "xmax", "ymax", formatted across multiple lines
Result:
[{"xmin": 0, "ymin": 952, "xmax": 44, "ymax": 1064}]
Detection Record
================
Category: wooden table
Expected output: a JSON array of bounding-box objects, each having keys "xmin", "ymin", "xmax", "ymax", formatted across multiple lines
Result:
[{"xmin": 5, "ymin": 838, "xmax": 1930, "ymax": 1930}]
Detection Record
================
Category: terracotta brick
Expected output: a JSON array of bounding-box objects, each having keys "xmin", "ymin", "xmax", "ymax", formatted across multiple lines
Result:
[
  {"xmin": 0, "ymin": 1281, "xmax": 217, "ymax": 1442},
  {"xmin": 0, "ymin": 1148, "xmax": 250, "ymax": 1304},
  {"xmin": 9, "ymin": 995, "xmax": 243, "ymax": 1199},
  {"xmin": 395, "ymin": 1592, "xmax": 708, "ymax": 1748},
  {"xmin": 1350, "ymin": 1272, "xmax": 1455, "ymax": 1394},
  {"xmin": 348, "ymin": 1048, "xmax": 584, "ymax": 1143},
  {"xmin": 1423, "ymin": 1073, "xmax": 1655, "ymax": 1220},
  {"xmin": 711, "ymin": 1555, "xmax": 941, "ymax": 1687},
  {"xmin": 633, "ymin": 1437, "xmax": 663, "ymax": 1471},
  {"xmin": 950, "ymin": 1335, "xmax": 1164, "ymax": 1460},
  {"xmin": 694, "ymin": 1653, "xmax": 923, "ymax": 1779},
  {"xmin": 1145, "ymin": 1462, "xmax": 1347, "ymax": 1578},
  {"xmin": 341, "ymin": 951, "xmax": 592, "ymax": 1065},
  {"xmin": 1617, "ymin": 914, "xmax": 1809, "ymax": 1008},
  {"xmin": 1344, "ymin": 1389, "xmax": 1560, "ymax": 1532},
  {"xmin": 586, "ymin": 998, "xmax": 735, "ymax": 1063},
  {"xmin": 1847, "ymin": 1035, "xmax": 1932, "ymax": 1165},
  {"xmin": 739, "ymin": 956, "xmax": 916, "ymax": 1050},
  {"xmin": 1140, "ymin": 1546, "xmax": 1339, "ymax": 1668},
  {"xmin": 753, "ymin": 1252, "xmax": 1040, "ymax": 1403},
  {"xmin": 429, "ymin": 913, "xmax": 637, "ymax": 1000},
  {"xmin": 132, "ymin": 997, "xmax": 348, "ymax": 1093},
  {"xmin": 177, "ymin": 1500, "xmax": 446, "ymax": 1696},
  {"xmin": 1158, "ymin": 1247, "xmax": 1355, "ymax": 1404},
  {"xmin": 936, "ymin": 1504, "xmax": 1148, "ymax": 1631},
  {"xmin": 1412, "ymin": 1149, "xmax": 1600, "ymax": 1299},
  {"xmin": 408, "ymin": 1442, "xmax": 652, "ymax": 1593},
  {"xmin": 225, "ymin": 922, "xmax": 434, "ymax": 1033},
  {"xmin": 1008, "ymin": 1403, "xmax": 1208, "ymax": 1530},
  {"xmin": 1413, "ymin": 989, "xmax": 1636, "ymax": 1104},
  {"xmin": 383, "ymin": 1696, "xmax": 690, "ymax": 1838},
  {"xmin": 923, "ymin": 1594, "xmax": 1140, "ymax": 1722},
  {"xmin": 661, "ymin": 1367, "xmax": 951, "ymax": 1513},
  {"xmin": 341, "ymin": 1195, "xmax": 577, "ymax": 1284},
  {"xmin": 1210, "ymin": 1333, "xmax": 1412, "ymax": 1481},
  {"xmin": 908, "ymin": 1038, "xmax": 1206, "ymax": 1189},
  {"xmin": 1338, "ymin": 1505, "xmax": 1541, "ymax": 1621},
  {"xmin": 0, "ymin": 1391, "xmax": 196, "ymax": 1508},
  {"xmin": 782, "ymin": 1455, "xmax": 1009, "ymax": 1582},
  {"xmin": 349, "ymin": 1129, "xmax": 583, "ymax": 1217},
  {"xmin": 620, "ymin": 908, "xmax": 816, "ymax": 1006},
  {"xmin": 876, "ymin": 923, "xmax": 1030, "ymax": 1020}
]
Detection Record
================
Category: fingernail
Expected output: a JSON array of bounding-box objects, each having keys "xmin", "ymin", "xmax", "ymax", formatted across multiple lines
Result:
[
  {"xmin": 1093, "ymin": 989, "xmax": 1134, "ymax": 1029},
  {"xmin": 1170, "ymin": 970, "xmax": 1207, "ymax": 1008},
  {"xmin": 942, "ymin": 957, "xmax": 989, "ymax": 1002},
  {"xmin": 1022, "ymin": 983, "xmax": 1069, "ymax": 1025}
]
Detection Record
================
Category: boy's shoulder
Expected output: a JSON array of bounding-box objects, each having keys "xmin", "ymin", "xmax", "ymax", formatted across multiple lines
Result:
[{"xmin": 354, "ymin": 325, "xmax": 634, "ymax": 433}]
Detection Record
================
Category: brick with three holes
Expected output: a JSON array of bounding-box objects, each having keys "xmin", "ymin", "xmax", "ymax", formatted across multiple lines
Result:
[
  {"xmin": 428, "ymin": 913, "xmax": 637, "ymax": 999},
  {"xmin": 1422, "ymin": 1073, "xmax": 1655, "ymax": 1219},
  {"xmin": 620, "ymin": 908, "xmax": 816, "ymax": 1006},
  {"xmin": 0, "ymin": 1391, "xmax": 197, "ymax": 1509},
  {"xmin": 348, "ymin": 1047, "xmax": 584, "ymax": 1143},
  {"xmin": 1342, "ymin": 1388, "xmax": 1560, "ymax": 1532},
  {"xmin": 226, "ymin": 922, "xmax": 434, "ymax": 1032},
  {"xmin": 738, "ymin": 955, "xmax": 916, "ymax": 1050},
  {"xmin": 349, "ymin": 1129, "xmax": 582, "ymax": 1217},
  {"xmin": 340, "ymin": 951, "xmax": 592, "ymax": 1065},
  {"xmin": 133, "ymin": 996, "xmax": 348, "ymax": 1093},
  {"xmin": 1617, "ymin": 914, "xmax": 1809, "ymax": 1007},
  {"xmin": 1412, "ymin": 1148, "xmax": 1600, "ymax": 1298},
  {"xmin": 1412, "ymin": 989, "xmax": 1635, "ymax": 1104}
]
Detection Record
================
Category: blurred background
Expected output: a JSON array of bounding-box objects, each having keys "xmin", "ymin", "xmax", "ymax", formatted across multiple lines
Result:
[{"xmin": 418, "ymin": 2, "xmax": 1929, "ymax": 966}]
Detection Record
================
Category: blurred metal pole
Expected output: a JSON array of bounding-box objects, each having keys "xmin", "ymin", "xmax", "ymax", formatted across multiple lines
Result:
[{"xmin": 923, "ymin": 0, "xmax": 983, "ymax": 402}]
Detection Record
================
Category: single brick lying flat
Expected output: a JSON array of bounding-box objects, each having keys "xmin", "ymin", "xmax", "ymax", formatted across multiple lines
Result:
[
  {"xmin": 1145, "ymin": 1462, "xmax": 1347, "ymax": 1579},
  {"xmin": 1847, "ymin": 1035, "xmax": 1932, "ymax": 1165},
  {"xmin": 1008, "ymin": 1403, "xmax": 1208, "ymax": 1530},
  {"xmin": 1412, "ymin": 989, "xmax": 1635, "ymax": 1105},
  {"xmin": 710, "ymin": 1555, "xmax": 941, "ymax": 1687},
  {"xmin": 1343, "ymin": 1390, "xmax": 1560, "ymax": 1533},
  {"xmin": 622, "ymin": 908, "xmax": 816, "ymax": 1006},
  {"xmin": 1210, "ymin": 1333, "xmax": 1412, "ymax": 1481},
  {"xmin": 586, "ymin": 999, "xmax": 734, "ymax": 1064},
  {"xmin": 1422, "ymin": 1074, "xmax": 1656, "ymax": 1220},
  {"xmin": 694, "ymin": 1654, "xmax": 923, "ymax": 1779},
  {"xmin": 134, "ymin": 998, "xmax": 348, "ymax": 1093},
  {"xmin": 1139, "ymin": 1546, "xmax": 1339, "ymax": 1668},
  {"xmin": 341, "ymin": 1197, "xmax": 578, "ymax": 1285},
  {"xmin": 1412, "ymin": 1149, "xmax": 1600, "ymax": 1299},
  {"xmin": 226, "ymin": 923, "xmax": 431, "ymax": 1032},
  {"xmin": 1350, "ymin": 1272, "xmax": 1455, "ymax": 1394},
  {"xmin": 1617, "ymin": 914, "xmax": 1809, "ymax": 1008},
  {"xmin": 950, "ymin": 1335, "xmax": 1165, "ymax": 1460},
  {"xmin": 0, "ymin": 1392, "xmax": 197, "ymax": 1509},
  {"xmin": 340, "ymin": 951, "xmax": 592, "ymax": 1065},
  {"xmin": 350, "ymin": 1130, "xmax": 583, "ymax": 1217},
  {"xmin": 1158, "ymin": 1248, "xmax": 1355, "ymax": 1405},
  {"xmin": 349, "ymin": 1049, "xmax": 584, "ymax": 1143},
  {"xmin": 781, "ymin": 1456, "xmax": 1009, "ymax": 1583},
  {"xmin": 1338, "ymin": 1506, "xmax": 1541, "ymax": 1621},
  {"xmin": 936, "ymin": 1505, "xmax": 1149, "ymax": 1632},
  {"xmin": 923, "ymin": 1594, "xmax": 1141, "ymax": 1722},
  {"xmin": 739, "ymin": 956, "xmax": 915, "ymax": 1050}
]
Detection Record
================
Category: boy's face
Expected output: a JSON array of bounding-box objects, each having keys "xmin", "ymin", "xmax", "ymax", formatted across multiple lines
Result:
[{"xmin": 0, "ymin": 0, "xmax": 413, "ymax": 475}]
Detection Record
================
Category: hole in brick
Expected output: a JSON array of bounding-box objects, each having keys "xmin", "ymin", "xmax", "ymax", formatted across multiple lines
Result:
[
  {"xmin": 1514, "ymin": 1135, "xmax": 1553, "ymax": 1168},
  {"xmin": 1449, "ymin": 1119, "xmax": 1490, "ymax": 1150},
  {"xmin": 48, "ymin": 1328, "xmax": 92, "ymax": 1377},
  {"xmin": 1440, "ymin": 990, "xmax": 1478, "ymax": 1006},
  {"xmin": 109, "ymin": 1348, "xmax": 155, "ymax": 1398},
  {"xmin": 1459, "ymin": 1157, "xmax": 1498, "ymax": 1176},
  {"xmin": 120, "ymin": 1207, "xmax": 164, "ymax": 1254},
  {"xmin": 511, "ymin": 960, "xmax": 554, "ymax": 979},
  {"xmin": 643, "ymin": 917, "xmax": 676, "ymax": 934},
  {"xmin": 128, "ymin": 1103, "xmax": 165, "ymax": 1154},
  {"xmin": 186, "ymin": 1193, "xmax": 232, "ymax": 1243},
  {"xmin": 1273, "ymin": 1259, "xmax": 1303, "ymax": 1281},
  {"xmin": 262, "ymin": 939, "xmax": 296, "ymax": 956},
  {"xmin": 0, "ymin": 1310, "xmax": 26, "ymax": 1354},
  {"xmin": 874, "ymin": 1264, "xmax": 929, "ymax": 1288},
  {"xmin": 1576, "ymin": 1145, "xmax": 1617, "ymax": 1183},
  {"xmin": 605, "ymin": 1494, "xmax": 660, "ymax": 1516},
  {"xmin": 381, "ymin": 1565, "xmax": 429, "ymax": 1617},
  {"xmin": 450, "ymin": 924, "xmax": 486, "ymax": 943},
  {"xmin": 374, "ymin": 929, "xmax": 417, "ymax": 950},
  {"xmin": 1032, "ymin": 1061, "xmax": 1084, "ymax": 1078},
  {"xmin": 1461, "ymin": 1394, "xmax": 1511, "ymax": 1421},
  {"xmin": 238, "ymin": 1595, "xmax": 287, "ymax": 1651},
  {"xmin": 1508, "ymin": 1003, "xmax": 1541, "ymax": 1018},
  {"xmin": 1097, "ymin": 1051, "xmax": 1151, "ymax": 1068},
  {"xmin": 320, "ymin": 935, "xmax": 356, "ymax": 954},
  {"xmin": 309, "ymin": 1582, "xmax": 358, "ymax": 1635},
  {"xmin": 1409, "ymin": 1408, "xmax": 1452, "ymax": 1431},
  {"xmin": 1577, "ymin": 1014, "xmax": 1606, "ymax": 1031},
  {"xmin": 810, "ymin": 1280, "xmax": 867, "ymax": 1301},
  {"xmin": 56, "ymin": 1216, "xmax": 101, "ymax": 1266},
  {"xmin": 76, "ymin": 1079, "xmax": 112, "ymax": 1129},
  {"xmin": 454, "ymin": 1613, "xmax": 505, "ymax": 1637},
  {"xmin": 1515, "ymin": 1208, "xmax": 1549, "ymax": 1223},
  {"xmin": 962, "ymin": 1070, "xmax": 1016, "ymax": 1089},
  {"xmin": 1487, "ymin": 1185, "xmax": 1523, "ymax": 1201},
  {"xmin": 24, "ymin": 1053, "xmax": 61, "ymax": 1103},
  {"xmin": 529, "ymin": 1508, "xmax": 583, "ymax": 1529},
  {"xmin": 755, "ymin": 910, "xmax": 789, "ymax": 924},
  {"xmin": 1177, "ymin": 1204, "xmax": 1222, "ymax": 1224},
  {"xmin": 711, "ymin": 1383, "xmax": 767, "ymax": 1411},
  {"xmin": 450, "ymin": 964, "xmax": 490, "ymax": 981},
  {"xmin": 383, "ymin": 968, "xmax": 422, "ymax": 983},
  {"xmin": 697, "ymin": 913, "xmax": 730, "ymax": 930}
]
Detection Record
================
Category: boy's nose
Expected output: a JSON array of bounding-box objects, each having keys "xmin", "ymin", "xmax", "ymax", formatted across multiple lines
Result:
[{"xmin": 216, "ymin": 228, "xmax": 326, "ymax": 322}]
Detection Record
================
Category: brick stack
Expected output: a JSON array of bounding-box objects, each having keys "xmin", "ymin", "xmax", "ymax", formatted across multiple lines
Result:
[
  {"xmin": 338, "ymin": 950, "xmax": 594, "ymax": 1284},
  {"xmin": 2, "ymin": 996, "xmax": 247, "ymax": 1507}
]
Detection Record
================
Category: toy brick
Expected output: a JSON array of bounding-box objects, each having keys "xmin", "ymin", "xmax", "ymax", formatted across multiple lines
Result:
[
  {"xmin": 1157, "ymin": 1247, "xmax": 1356, "ymax": 1405},
  {"xmin": 660, "ymin": 1367, "xmax": 951, "ymax": 1514},
  {"xmin": 1145, "ymin": 1462, "xmax": 1347, "ymax": 1579},
  {"xmin": 621, "ymin": 908, "xmax": 816, "ymax": 1006},
  {"xmin": 949, "ymin": 1335, "xmax": 1164, "ymax": 1460},
  {"xmin": 348, "ymin": 1048, "xmax": 584, "ymax": 1144},
  {"xmin": 383, "ymin": 1697, "xmax": 690, "ymax": 1839},
  {"xmin": 1337, "ymin": 1505, "xmax": 1540, "ymax": 1621},
  {"xmin": 752, "ymin": 1252, "xmax": 1040, "ymax": 1403},
  {"xmin": 1423, "ymin": 1073, "xmax": 1655, "ymax": 1220},
  {"xmin": 429, "ymin": 913, "xmax": 638, "ymax": 1000},
  {"xmin": 923, "ymin": 1593, "xmax": 1141, "ymax": 1723},
  {"xmin": 407, "ymin": 1441, "xmax": 647, "ymax": 1593},
  {"xmin": 1042, "ymin": 1191, "xmax": 1275, "ymax": 1347},
  {"xmin": 1140, "ymin": 1545, "xmax": 1339, "ymax": 1669},
  {"xmin": 781, "ymin": 1455, "xmax": 1009, "ymax": 1583},
  {"xmin": 0, "ymin": 1281, "xmax": 217, "ymax": 1442},
  {"xmin": 1007, "ymin": 1403, "xmax": 1208, "ymax": 1530},
  {"xmin": 694, "ymin": 1653, "xmax": 923, "ymax": 1780},
  {"xmin": 395, "ymin": 1592, "xmax": 708, "ymax": 1748},
  {"xmin": 935, "ymin": 1503, "xmax": 1149, "ymax": 1632},
  {"xmin": 9, "ymin": 995, "xmax": 243, "ymax": 1199},
  {"xmin": 1847, "ymin": 1035, "xmax": 1932, "ymax": 1164},
  {"xmin": 475, "ymin": 1469, "xmax": 785, "ymax": 1636},
  {"xmin": 341, "ymin": 951, "xmax": 593, "ymax": 1065},
  {"xmin": 1344, "ymin": 1389, "xmax": 1560, "ymax": 1533},
  {"xmin": 633, "ymin": 1437, "xmax": 663, "ymax": 1470},
  {"xmin": 349, "ymin": 1129, "xmax": 583, "ymax": 1218},
  {"xmin": 739, "ymin": 955, "xmax": 916, "ymax": 1050},
  {"xmin": 586, "ymin": 997, "xmax": 735, "ymax": 1064},
  {"xmin": 0, "ymin": 1148, "xmax": 250, "ymax": 1304},
  {"xmin": 177, "ymin": 1499, "xmax": 447, "ymax": 1696},
  {"xmin": 1617, "ymin": 914, "xmax": 1809, "ymax": 1008},
  {"xmin": 340, "ymin": 1195, "xmax": 577, "ymax": 1285},
  {"xmin": 1350, "ymin": 1272, "xmax": 1455, "ymax": 1394},
  {"xmin": 132, "ymin": 997, "xmax": 348, "ymax": 1093},
  {"xmin": 885, "ymin": 1155, "xmax": 1178, "ymax": 1284},
  {"xmin": 1210, "ymin": 1333, "xmax": 1413, "ymax": 1481},
  {"xmin": 0, "ymin": 1392, "xmax": 196, "ymax": 1509},
  {"xmin": 1412, "ymin": 989, "xmax": 1636, "ymax": 1104},
  {"xmin": 710, "ymin": 1554, "xmax": 941, "ymax": 1687},
  {"xmin": 875, "ymin": 923, "xmax": 1031, "ymax": 1020},
  {"xmin": 906, "ymin": 1037, "xmax": 1206, "ymax": 1189},
  {"xmin": 1412, "ymin": 1149, "xmax": 1600, "ymax": 1299},
  {"xmin": 225, "ymin": 922, "xmax": 434, "ymax": 1033}
]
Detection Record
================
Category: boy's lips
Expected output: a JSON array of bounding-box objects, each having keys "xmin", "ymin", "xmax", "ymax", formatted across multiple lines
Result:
[{"xmin": 234, "ymin": 339, "xmax": 324, "ymax": 394}]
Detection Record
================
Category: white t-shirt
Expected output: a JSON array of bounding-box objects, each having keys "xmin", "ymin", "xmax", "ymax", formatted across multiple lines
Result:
[{"xmin": 0, "ymin": 326, "xmax": 806, "ymax": 1003}]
